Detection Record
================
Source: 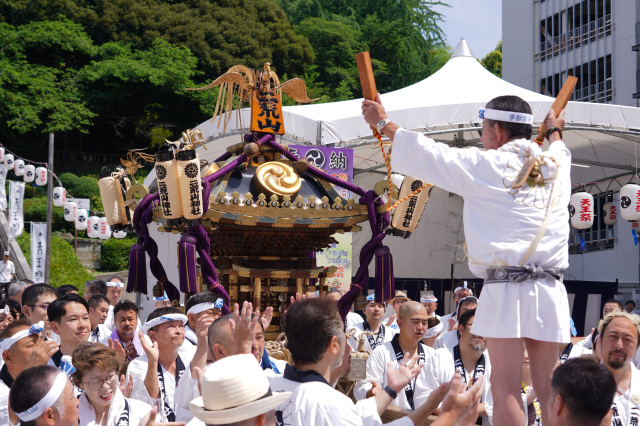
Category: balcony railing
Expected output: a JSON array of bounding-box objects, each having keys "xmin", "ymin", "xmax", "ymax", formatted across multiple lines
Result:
[
  {"xmin": 571, "ymin": 78, "xmax": 613, "ymax": 103},
  {"xmin": 539, "ymin": 14, "xmax": 611, "ymax": 61}
]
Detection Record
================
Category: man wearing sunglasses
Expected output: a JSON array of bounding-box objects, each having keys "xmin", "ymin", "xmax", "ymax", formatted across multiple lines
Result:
[{"xmin": 363, "ymin": 94, "xmax": 570, "ymax": 426}]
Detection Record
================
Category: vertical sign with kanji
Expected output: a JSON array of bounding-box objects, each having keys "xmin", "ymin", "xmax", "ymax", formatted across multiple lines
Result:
[
  {"xmin": 31, "ymin": 223, "xmax": 46, "ymax": 283},
  {"xmin": 288, "ymin": 146, "xmax": 354, "ymax": 291},
  {"xmin": 8, "ymin": 181, "xmax": 24, "ymax": 238},
  {"xmin": 0, "ymin": 164, "xmax": 6, "ymax": 211}
]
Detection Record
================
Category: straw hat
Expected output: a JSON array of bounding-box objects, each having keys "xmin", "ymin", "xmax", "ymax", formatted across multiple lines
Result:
[
  {"xmin": 190, "ymin": 354, "xmax": 291, "ymax": 424},
  {"xmin": 390, "ymin": 290, "xmax": 409, "ymax": 304}
]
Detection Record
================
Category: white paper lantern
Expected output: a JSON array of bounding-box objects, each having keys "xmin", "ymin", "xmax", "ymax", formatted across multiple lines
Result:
[
  {"xmin": 35, "ymin": 167, "xmax": 47, "ymax": 186},
  {"xmin": 620, "ymin": 184, "xmax": 640, "ymax": 221},
  {"xmin": 99, "ymin": 217, "xmax": 111, "ymax": 239},
  {"xmin": 75, "ymin": 209, "xmax": 88, "ymax": 230},
  {"xmin": 602, "ymin": 202, "xmax": 617, "ymax": 225},
  {"xmin": 23, "ymin": 164, "xmax": 35, "ymax": 183},
  {"xmin": 87, "ymin": 216, "xmax": 100, "ymax": 238},
  {"xmin": 53, "ymin": 187, "xmax": 66, "ymax": 207},
  {"xmin": 113, "ymin": 229, "xmax": 127, "ymax": 239},
  {"xmin": 4, "ymin": 154, "xmax": 14, "ymax": 170},
  {"xmin": 569, "ymin": 192, "xmax": 594, "ymax": 229},
  {"xmin": 0, "ymin": 147, "xmax": 5, "ymax": 162},
  {"xmin": 13, "ymin": 159, "xmax": 24, "ymax": 176},
  {"xmin": 63, "ymin": 201, "xmax": 77, "ymax": 222}
]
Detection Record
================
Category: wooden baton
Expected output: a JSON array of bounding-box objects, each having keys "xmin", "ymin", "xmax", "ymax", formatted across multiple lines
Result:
[
  {"xmin": 356, "ymin": 51, "xmax": 377, "ymax": 101},
  {"xmin": 535, "ymin": 76, "xmax": 578, "ymax": 143}
]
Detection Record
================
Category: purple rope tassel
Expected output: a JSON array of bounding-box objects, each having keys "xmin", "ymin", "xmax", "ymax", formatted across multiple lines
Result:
[
  {"xmin": 126, "ymin": 243, "xmax": 147, "ymax": 293},
  {"xmin": 178, "ymin": 234, "xmax": 199, "ymax": 294},
  {"xmin": 375, "ymin": 246, "xmax": 395, "ymax": 303}
]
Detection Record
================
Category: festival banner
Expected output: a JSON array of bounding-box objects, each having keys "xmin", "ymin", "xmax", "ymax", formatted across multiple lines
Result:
[
  {"xmin": 0, "ymin": 164, "xmax": 6, "ymax": 211},
  {"xmin": 30, "ymin": 223, "xmax": 46, "ymax": 283},
  {"xmin": 289, "ymin": 146, "xmax": 354, "ymax": 292},
  {"xmin": 8, "ymin": 181, "xmax": 24, "ymax": 238}
]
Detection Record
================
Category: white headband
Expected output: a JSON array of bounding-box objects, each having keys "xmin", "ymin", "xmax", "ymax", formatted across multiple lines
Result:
[
  {"xmin": 15, "ymin": 372, "xmax": 68, "ymax": 422},
  {"xmin": 107, "ymin": 281, "xmax": 124, "ymax": 288},
  {"xmin": 186, "ymin": 299, "xmax": 223, "ymax": 316},
  {"xmin": 0, "ymin": 305, "xmax": 10, "ymax": 315},
  {"xmin": 420, "ymin": 297, "xmax": 437, "ymax": 303},
  {"xmin": 0, "ymin": 321, "xmax": 44, "ymax": 352},
  {"xmin": 143, "ymin": 313, "xmax": 187, "ymax": 334},
  {"xmin": 479, "ymin": 108, "xmax": 533, "ymax": 125},
  {"xmin": 423, "ymin": 322, "xmax": 444, "ymax": 339},
  {"xmin": 454, "ymin": 282, "xmax": 473, "ymax": 296}
]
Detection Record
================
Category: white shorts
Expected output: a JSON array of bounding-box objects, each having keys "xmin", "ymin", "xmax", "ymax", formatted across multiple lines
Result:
[{"xmin": 472, "ymin": 276, "xmax": 570, "ymax": 343}]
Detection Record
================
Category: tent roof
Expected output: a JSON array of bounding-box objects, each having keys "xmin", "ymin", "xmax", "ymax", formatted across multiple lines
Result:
[{"xmin": 195, "ymin": 38, "xmax": 640, "ymax": 194}]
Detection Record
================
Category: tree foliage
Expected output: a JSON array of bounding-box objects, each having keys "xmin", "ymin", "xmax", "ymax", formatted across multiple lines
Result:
[{"xmin": 481, "ymin": 41, "xmax": 502, "ymax": 78}]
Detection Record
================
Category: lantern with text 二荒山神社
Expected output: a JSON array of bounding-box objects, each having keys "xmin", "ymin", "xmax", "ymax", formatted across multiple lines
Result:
[
  {"xmin": 99, "ymin": 217, "xmax": 112, "ymax": 239},
  {"xmin": 75, "ymin": 209, "xmax": 88, "ymax": 231},
  {"xmin": 176, "ymin": 149, "xmax": 203, "ymax": 226},
  {"xmin": 569, "ymin": 192, "xmax": 594, "ymax": 229},
  {"xmin": 23, "ymin": 165, "xmax": 35, "ymax": 183},
  {"xmin": 35, "ymin": 167, "xmax": 47, "ymax": 186},
  {"xmin": 602, "ymin": 202, "xmax": 617, "ymax": 226},
  {"xmin": 13, "ymin": 160, "xmax": 24, "ymax": 177},
  {"xmin": 385, "ymin": 174, "xmax": 433, "ymax": 239},
  {"xmin": 53, "ymin": 187, "xmax": 66, "ymax": 207},
  {"xmin": 87, "ymin": 216, "xmax": 100, "ymax": 238},
  {"xmin": 4, "ymin": 154, "xmax": 13, "ymax": 171},
  {"xmin": 155, "ymin": 150, "xmax": 183, "ymax": 227},
  {"xmin": 620, "ymin": 184, "xmax": 640, "ymax": 221},
  {"xmin": 63, "ymin": 201, "xmax": 77, "ymax": 222}
]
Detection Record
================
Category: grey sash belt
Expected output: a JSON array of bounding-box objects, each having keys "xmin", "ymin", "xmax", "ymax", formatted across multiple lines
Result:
[{"xmin": 485, "ymin": 266, "xmax": 564, "ymax": 284}]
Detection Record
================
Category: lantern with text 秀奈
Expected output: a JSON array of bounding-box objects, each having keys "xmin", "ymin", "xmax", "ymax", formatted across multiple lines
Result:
[
  {"xmin": 13, "ymin": 160, "xmax": 24, "ymax": 177},
  {"xmin": 602, "ymin": 202, "xmax": 617, "ymax": 225},
  {"xmin": 620, "ymin": 184, "xmax": 640, "ymax": 221},
  {"xmin": 53, "ymin": 187, "xmax": 66, "ymax": 207},
  {"xmin": 4, "ymin": 154, "xmax": 14, "ymax": 170},
  {"xmin": 35, "ymin": 167, "xmax": 47, "ymax": 186},
  {"xmin": 63, "ymin": 201, "xmax": 77, "ymax": 222},
  {"xmin": 75, "ymin": 209, "xmax": 88, "ymax": 230},
  {"xmin": 87, "ymin": 216, "xmax": 100, "ymax": 238},
  {"xmin": 155, "ymin": 150, "xmax": 183, "ymax": 227},
  {"xmin": 569, "ymin": 192, "xmax": 594, "ymax": 229},
  {"xmin": 99, "ymin": 217, "xmax": 112, "ymax": 239},
  {"xmin": 23, "ymin": 165, "xmax": 35, "ymax": 183}
]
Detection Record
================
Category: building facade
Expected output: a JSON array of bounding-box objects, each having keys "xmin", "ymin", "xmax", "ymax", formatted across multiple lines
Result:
[{"xmin": 503, "ymin": 0, "xmax": 639, "ymax": 107}]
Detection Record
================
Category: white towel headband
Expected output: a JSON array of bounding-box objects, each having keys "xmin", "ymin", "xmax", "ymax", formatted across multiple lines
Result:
[
  {"xmin": 0, "ymin": 321, "xmax": 44, "ymax": 352},
  {"xmin": 420, "ymin": 297, "xmax": 437, "ymax": 303},
  {"xmin": 15, "ymin": 372, "xmax": 68, "ymax": 421},
  {"xmin": 107, "ymin": 281, "xmax": 124, "ymax": 288},
  {"xmin": 186, "ymin": 299, "xmax": 224, "ymax": 316},
  {"xmin": 143, "ymin": 313, "xmax": 187, "ymax": 334},
  {"xmin": 479, "ymin": 108, "xmax": 533, "ymax": 125},
  {"xmin": 423, "ymin": 322, "xmax": 443, "ymax": 339}
]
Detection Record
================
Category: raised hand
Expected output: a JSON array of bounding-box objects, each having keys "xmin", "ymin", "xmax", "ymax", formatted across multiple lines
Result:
[
  {"xmin": 120, "ymin": 374, "xmax": 133, "ymax": 398},
  {"xmin": 108, "ymin": 338, "xmax": 128, "ymax": 364},
  {"xmin": 261, "ymin": 306, "xmax": 274, "ymax": 330},
  {"xmin": 196, "ymin": 313, "xmax": 215, "ymax": 344},
  {"xmin": 26, "ymin": 338, "xmax": 59, "ymax": 368},
  {"xmin": 366, "ymin": 381, "xmax": 381, "ymax": 398},
  {"xmin": 385, "ymin": 313, "xmax": 397, "ymax": 327},
  {"xmin": 385, "ymin": 353, "xmax": 423, "ymax": 394},
  {"xmin": 436, "ymin": 373, "xmax": 484, "ymax": 426},
  {"xmin": 230, "ymin": 302, "xmax": 260, "ymax": 355},
  {"xmin": 139, "ymin": 331, "xmax": 159, "ymax": 363}
]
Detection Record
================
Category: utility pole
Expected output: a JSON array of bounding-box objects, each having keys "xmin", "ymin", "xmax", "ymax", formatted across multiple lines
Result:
[{"xmin": 45, "ymin": 133, "xmax": 53, "ymax": 283}]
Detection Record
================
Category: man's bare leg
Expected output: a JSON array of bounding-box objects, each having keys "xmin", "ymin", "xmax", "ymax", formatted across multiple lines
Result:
[
  {"xmin": 524, "ymin": 338, "xmax": 561, "ymax": 426},
  {"xmin": 485, "ymin": 338, "xmax": 525, "ymax": 426}
]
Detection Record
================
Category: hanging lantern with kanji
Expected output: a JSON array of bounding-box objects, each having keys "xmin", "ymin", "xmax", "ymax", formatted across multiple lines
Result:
[
  {"xmin": 75, "ymin": 209, "xmax": 88, "ymax": 230},
  {"xmin": 155, "ymin": 150, "xmax": 183, "ymax": 227},
  {"xmin": 602, "ymin": 202, "xmax": 617, "ymax": 225},
  {"xmin": 53, "ymin": 187, "xmax": 67, "ymax": 207},
  {"xmin": 98, "ymin": 217, "xmax": 112, "ymax": 239},
  {"xmin": 569, "ymin": 192, "xmax": 594, "ymax": 229},
  {"xmin": 620, "ymin": 184, "xmax": 640, "ymax": 221},
  {"xmin": 35, "ymin": 167, "xmax": 47, "ymax": 186},
  {"xmin": 176, "ymin": 149, "xmax": 203, "ymax": 226},
  {"xmin": 63, "ymin": 201, "xmax": 77, "ymax": 222},
  {"xmin": 87, "ymin": 216, "xmax": 100, "ymax": 238}
]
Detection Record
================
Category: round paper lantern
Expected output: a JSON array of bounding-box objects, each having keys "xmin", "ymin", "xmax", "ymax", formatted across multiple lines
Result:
[
  {"xmin": 603, "ymin": 202, "xmax": 617, "ymax": 225},
  {"xmin": 53, "ymin": 187, "xmax": 66, "ymax": 207},
  {"xmin": 569, "ymin": 192, "xmax": 594, "ymax": 229},
  {"xmin": 98, "ymin": 217, "xmax": 111, "ymax": 239},
  {"xmin": 13, "ymin": 159, "xmax": 24, "ymax": 176},
  {"xmin": 35, "ymin": 167, "xmax": 47, "ymax": 186},
  {"xmin": 4, "ymin": 154, "xmax": 14, "ymax": 170},
  {"xmin": 63, "ymin": 201, "xmax": 77, "ymax": 222},
  {"xmin": 0, "ymin": 147, "xmax": 5, "ymax": 162},
  {"xmin": 155, "ymin": 150, "xmax": 183, "ymax": 225},
  {"xmin": 113, "ymin": 229, "xmax": 127, "ymax": 239},
  {"xmin": 176, "ymin": 149, "xmax": 203, "ymax": 223},
  {"xmin": 75, "ymin": 209, "xmax": 88, "ymax": 230},
  {"xmin": 87, "ymin": 216, "xmax": 100, "ymax": 238},
  {"xmin": 620, "ymin": 184, "xmax": 640, "ymax": 221},
  {"xmin": 23, "ymin": 164, "xmax": 35, "ymax": 183}
]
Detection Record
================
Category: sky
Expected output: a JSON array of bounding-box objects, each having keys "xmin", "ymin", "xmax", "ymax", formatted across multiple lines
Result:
[{"xmin": 433, "ymin": 0, "xmax": 502, "ymax": 59}]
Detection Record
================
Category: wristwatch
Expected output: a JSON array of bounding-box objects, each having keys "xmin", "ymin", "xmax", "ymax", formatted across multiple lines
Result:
[
  {"xmin": 383, "ymin": 385, "xmax": 398, "ymax": 399},
  {"xmin": 377, "ymin": 119, "xmax": 391, "ymax": 132}
]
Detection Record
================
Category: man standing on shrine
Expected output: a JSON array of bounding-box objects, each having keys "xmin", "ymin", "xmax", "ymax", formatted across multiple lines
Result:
[{"xmin": 363, "ymin": 94, "xmax": 570, "ymax": 426}]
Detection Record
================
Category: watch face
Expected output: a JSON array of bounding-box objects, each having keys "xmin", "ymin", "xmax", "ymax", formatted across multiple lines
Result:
[{"xmin": 378, "ymin": 120, "xmax": 387, "ymax": 127}]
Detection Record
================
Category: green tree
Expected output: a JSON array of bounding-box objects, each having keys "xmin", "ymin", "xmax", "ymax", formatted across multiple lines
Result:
[{"xmin": 481, "ymin": 41, "xmax": 502, "ymax": 78}]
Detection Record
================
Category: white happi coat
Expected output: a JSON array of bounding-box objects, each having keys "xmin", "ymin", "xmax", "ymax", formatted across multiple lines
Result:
[
  {"xmin": 78, "ymin": 388, "xmax": 152, "ymax": 426},
  {"xmin": 414, "ymin": 347, "xmax": 493, "ymax": 425},
  {"xmin": 392, "ymin": 131, "xmax": 572, "ymax": 343},
  {"xmin": 346, "ymin": 312, "xmax": 364, "ymax": 328},
  {"xmin": 353, "ymin": 340, "xmax": 435, "ymax": 410},
  {"xmin": 610, "ymin": 365, "xmax": 640, "ymax": 426},
  {"xmin": 347, "ymin": 322, "xmax": 397, "ymax": 352},
  {"xmin": 0, "ymin": 380, "xmax": 8, "ymax": 426},
  {"xmin": 433, "ymin": 330, "xmax": 459, "ymax": 351}
]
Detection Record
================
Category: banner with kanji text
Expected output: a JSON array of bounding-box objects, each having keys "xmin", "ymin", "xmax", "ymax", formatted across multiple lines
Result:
[{"xmin": 30, "ymin": 223, "xmax": 46, "ymax": 283}]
